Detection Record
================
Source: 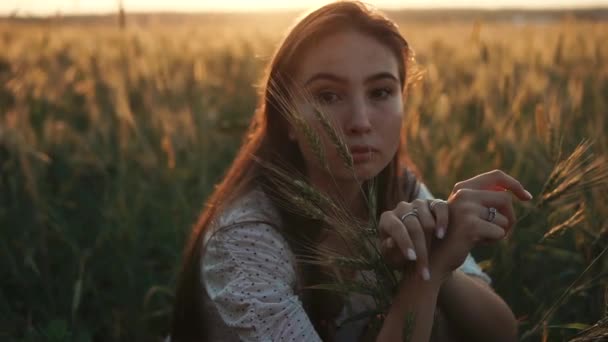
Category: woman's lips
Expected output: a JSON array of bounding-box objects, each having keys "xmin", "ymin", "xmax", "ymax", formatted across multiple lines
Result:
[
  {"xmin": 349, "ymin": 146, "xmax": 376, "ymax": 163},
  {"xmin": 351, "ymin": 151, "xmax": 373, "ymax": 163}
]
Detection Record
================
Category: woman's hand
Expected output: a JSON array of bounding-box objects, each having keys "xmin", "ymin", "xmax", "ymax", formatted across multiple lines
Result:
[
  {"xmin": 430, "ymin": 169, "xmax": 533, "ymax": 281},
  {"xmin": 378, "ymin": 198, "xmax": 449, "ymax": 280}
]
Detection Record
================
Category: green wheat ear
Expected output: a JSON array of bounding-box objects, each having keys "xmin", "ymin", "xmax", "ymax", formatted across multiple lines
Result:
[
  {"xmin": 263, "ymin": 75, "xmax": 409, "ymax": 335},
  {"xmin": 312, "ymin": 107, "xmax": 354, "ymax": 171},
  {"xmin": 267, "ymin": 77, "xmax": 330, "ymax": 172},
  {"xmin": 297, "ymin": 114, "xmax": 330, "ymax": 172},
  {"xmin": 539, "ymin": 140, "xmax": 608, "ymax": 207}
]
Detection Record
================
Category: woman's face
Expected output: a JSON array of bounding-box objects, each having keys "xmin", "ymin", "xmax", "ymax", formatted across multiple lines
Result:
[{"xmin": 290, "ymin": 30, "xmax": 404, "ymax": 182}]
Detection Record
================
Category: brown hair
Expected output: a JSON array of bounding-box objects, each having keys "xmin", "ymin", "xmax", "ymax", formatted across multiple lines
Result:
[{"xmin": 170, "ymin": 1, "xmax": 421, "ymax": 340}]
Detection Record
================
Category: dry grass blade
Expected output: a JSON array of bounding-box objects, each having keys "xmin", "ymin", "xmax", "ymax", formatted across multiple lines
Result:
[
  {"xmin": 542, "ymin": 205, "xmax": 586, "ymax": 241},
  {"xmin": 569, "ymin": 317, "xmax": 608, "ymax": 342},
  {"xmin": 523, "ymin": 245, "xmax": 608, "ymax": 340},
  {"xmin": 540, "ymin": 140, "xmax": 608, "ymax": 206}
]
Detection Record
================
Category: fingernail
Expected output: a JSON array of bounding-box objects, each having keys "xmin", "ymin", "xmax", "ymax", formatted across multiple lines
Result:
[
  {"xmin": 422, "ymin": 267, "xmax": 431, "ymax": 281},
  {"xmin": 436, "ymin": 227, "xmax": 445, "ymax": 239},
  {"xmin": 386, "ymin": 238, "xmax": 394, "ymax": 249},
  {"xmin": 524, "ymin": 190, "xmax": 533, "ymax": 199},
  {"xmin": 407, "ymin": 248, "xmax": 417, "ymax": 261}
]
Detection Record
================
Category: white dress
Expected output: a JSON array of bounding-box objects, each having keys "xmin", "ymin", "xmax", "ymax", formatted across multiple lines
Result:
[{"xmin": 201, "ymin": 184, "xmax": 491, "ymax": 341}]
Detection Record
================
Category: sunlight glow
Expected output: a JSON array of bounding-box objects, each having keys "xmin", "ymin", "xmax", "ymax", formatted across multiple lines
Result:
[{"xmin": 2, "ymin": 0, "xmax": 606, "ymax": 16}]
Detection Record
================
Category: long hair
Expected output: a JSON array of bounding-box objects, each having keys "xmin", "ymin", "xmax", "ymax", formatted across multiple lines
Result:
[{"xmin": 170, "ymin": 1, "xmax": 422, "ymax": 340}]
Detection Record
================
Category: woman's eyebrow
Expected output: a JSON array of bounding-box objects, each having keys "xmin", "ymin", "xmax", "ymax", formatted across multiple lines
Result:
[
  {"xmin": 365, "ymin": 72, "xmax": 399, "ymax": 84},
  {"xmin": 304, "ymin": 72, "xmax": 398, "ymax": 86},
  {"xmin": 304, "ymin": 72, "xmax": 346, "ymax": 86}
]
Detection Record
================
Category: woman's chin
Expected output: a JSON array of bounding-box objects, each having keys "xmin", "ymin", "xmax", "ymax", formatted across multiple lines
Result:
[
  {"xmin": 335, "ymin": 163, "xmax": 382, "ymax": 182},
  {"xmin": 353, "ymin": 166, "xmax": 381, "ymax": 181}
]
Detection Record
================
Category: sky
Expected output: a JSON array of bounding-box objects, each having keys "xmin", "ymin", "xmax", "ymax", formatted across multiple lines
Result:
[{"xmin": 2, "ymin": 0, "xmax": 607, "ymax": 16}]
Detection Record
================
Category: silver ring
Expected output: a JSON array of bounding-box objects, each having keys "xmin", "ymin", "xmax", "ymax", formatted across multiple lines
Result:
[
  {"xmin": 487, "ymin": 207, "xmax": 497, "ymax": 223},
  {"xmin": 400, "ymin": 208, "xmax": 419, "ymax": 223},
  {"xmin": 429, "ymin": 199, "xmax": 446, "ymax": 211}
]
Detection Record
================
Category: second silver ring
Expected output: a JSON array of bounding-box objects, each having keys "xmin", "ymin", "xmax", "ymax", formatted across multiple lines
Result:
[
  {"xmin": 400, "ymin": 208, "xmax": 419, "ymax": 223},
  {"xmin": 487, "ymin": 207, "xmax": 497, "ymax": 223},
  {"xmin": 429, "ymin": 199, "xmax": 447, "ymax": 210}
]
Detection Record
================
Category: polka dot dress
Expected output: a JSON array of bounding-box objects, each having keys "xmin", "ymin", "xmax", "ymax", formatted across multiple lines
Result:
[
  {"xmin": 201, "ymin": 185, "xmax": 491, "ymax": 341},
  {"xmin": 202, "ymin": 187, "xmax": 321, "ymax": 341}
]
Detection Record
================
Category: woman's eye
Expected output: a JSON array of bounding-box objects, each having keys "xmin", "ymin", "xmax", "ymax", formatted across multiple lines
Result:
[
  {"xmin": 370, "ymin": 87, "xmax": 393, "ymax": 100},
  {"xmin": 315, "ymin": 91, "xmax": 341, "ymax": 105}
]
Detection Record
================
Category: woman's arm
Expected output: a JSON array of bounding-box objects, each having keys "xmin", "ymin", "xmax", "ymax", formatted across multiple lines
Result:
[
  {"xmin": 438, "ymin": 270, "xmax": 518, "ymax": 342},
  {"xmin": 376, "ymin": 274, "xmax": 444, "ymax": 342},
  {"xmin": 203, "ymin": 222, "xmax": 322, "ymax": 341},
  {"xmin": 433, "ymin": 170, "xmax": 530, "ymax": 342}
]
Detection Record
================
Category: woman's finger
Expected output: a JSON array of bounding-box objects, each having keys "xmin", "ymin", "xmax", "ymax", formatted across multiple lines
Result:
[
  {"xmin": 386, "ymin": 213, "xmax": 417, "ymax": 261},
  {"xmin": 412, "ymin": 199, "xmax": 436, "ymax": 234},
  {"xmin": 455, "ymin": 189, "xmax": 516, "ymax": 225},
  {"xmin": 400, "ymin": 211, "xmax": 430, "ymax": 281},
  {"xmin": 455, "ymin": 169, "xmax": 533, "ymax": 201},
  {"xmin": 476, "ymin": 205, "xmax": 509, "ymax": 230},
  {"xmin": 429, "ymin": 199, "xmax": 449, "ymax": 239},
  {"xmin": 378, "ymin": 211, "xmax": 392, "ymax": 241},
  {"xmin": 473, "ymin": 218, "xmax": 507, "ymax": 241},
  {"xmin": 381, "ymin": 237, "xmax": 407, "ymax": 267}
]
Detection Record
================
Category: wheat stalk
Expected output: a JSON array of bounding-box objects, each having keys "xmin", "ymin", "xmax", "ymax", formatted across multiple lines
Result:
[
  {"xmin": 257, "ymin": 77, "xmax": 408, "ymax": 336},
  {"xmin": 517, "ymin": 137, "xmax": 608, "ymax": 340},
  {"xmin": 311, "ymin": 107, "xmax": 354, "ymax": 172},
  {"xmin": 267, "ymin": 77, "xmax": 330, "ymax": 173}
]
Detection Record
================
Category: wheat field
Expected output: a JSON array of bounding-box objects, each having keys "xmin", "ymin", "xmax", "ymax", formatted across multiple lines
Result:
[{"xmin": 1, "ymin": 12, "xmax": 607, "ymax": 341}]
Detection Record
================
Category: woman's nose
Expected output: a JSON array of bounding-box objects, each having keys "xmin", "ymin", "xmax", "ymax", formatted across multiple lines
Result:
[{"xmin": 346, "ymin": 98, "xmax": 372, "ymax": 135}]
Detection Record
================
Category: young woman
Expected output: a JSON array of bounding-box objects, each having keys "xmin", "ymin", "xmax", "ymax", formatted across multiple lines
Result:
[{"xmin": 171, "ymin": 2, "xmax": 532, "ymax": 341}]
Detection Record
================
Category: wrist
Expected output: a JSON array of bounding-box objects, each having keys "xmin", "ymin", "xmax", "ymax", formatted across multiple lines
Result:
[
  {"xmin": 429, "ymin": 259, "xmax": 455, "ymax": 286},
  {"xmin": 397, "ymin": 269, "xmax": 443, "ymax": 295},
  {"xmin": 389, "ymin": 273, "xmax": 442, "ymax": 321},
  {"xmin": 380, "ymin": 274, "xmax": 441, "ymax": 342}
]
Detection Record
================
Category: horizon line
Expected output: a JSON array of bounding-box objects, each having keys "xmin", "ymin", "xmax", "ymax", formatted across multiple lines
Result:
[{"xmin": 3, "ymin": 5, "xmax": 608, "ymax": 18}]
